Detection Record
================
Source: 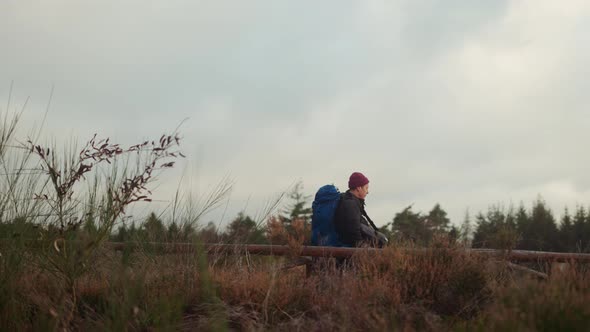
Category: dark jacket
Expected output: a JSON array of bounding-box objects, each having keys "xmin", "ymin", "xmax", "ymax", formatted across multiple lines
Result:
[{"xmin": 333, "ymin": 191, "xmax": 370, "ymax": 247}]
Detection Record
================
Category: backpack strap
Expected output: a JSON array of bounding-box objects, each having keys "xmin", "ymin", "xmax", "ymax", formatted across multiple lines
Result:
[
  {"xmin": 345, "ymin": 191, "xmax": 380, "ymax": 232},
  {"xmin": 362, "ymin": 210, "xmax": 379, "ymax": 232}
]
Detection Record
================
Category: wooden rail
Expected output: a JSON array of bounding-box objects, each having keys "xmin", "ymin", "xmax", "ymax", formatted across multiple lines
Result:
[{"xmin": 107, "ymin": 242, "xmax": 590, "ymax": 263}]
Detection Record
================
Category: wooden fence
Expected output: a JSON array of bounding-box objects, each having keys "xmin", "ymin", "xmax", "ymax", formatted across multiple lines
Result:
[{"xmin": 107, "ymin": 242, "xmax": 590, "ymax": 263}]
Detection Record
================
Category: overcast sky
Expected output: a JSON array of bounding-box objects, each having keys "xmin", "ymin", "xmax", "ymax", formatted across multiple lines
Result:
[{"xmin": 2, "ymin": 1, "xmax": 590, "ymax": 228}]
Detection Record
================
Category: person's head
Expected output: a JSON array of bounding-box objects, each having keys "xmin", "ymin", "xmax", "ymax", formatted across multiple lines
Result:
[{"xmin": 348, "ymin": 172, "xmax": 369, "ymax": 200}]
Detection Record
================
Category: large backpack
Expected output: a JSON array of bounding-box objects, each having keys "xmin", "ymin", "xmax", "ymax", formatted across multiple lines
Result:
[{"xmin": 311, "ymin": 184, "xmax": 346, "ymax": 247}]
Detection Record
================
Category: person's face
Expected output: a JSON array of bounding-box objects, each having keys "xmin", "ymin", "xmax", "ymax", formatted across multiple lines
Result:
[{"xmin": 353, "ymin": 184, "xmax": 369, "ymax": 200}]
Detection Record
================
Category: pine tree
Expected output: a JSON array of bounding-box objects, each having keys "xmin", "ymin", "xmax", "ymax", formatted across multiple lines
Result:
[
  {"xmin": 426, "ymin": 203, "xmax": 451, "ymax": 233},
  {"xmin": 282, "ymin": 181, "xmax": 312, "ymax": 224},
  {"xmin": 391, "ymin": 205, "xmax": 428, "ymax": 244},
  {"xmin": 182, "ymin": 222, "xmax": 196, "ymax": 241},
  {"xmin": 559, "ymin": 207, "xmax": 575, "ymax": 252},
  {"xmin": 515, "ymin": 203, "xmax": 529, "ymax": 243},
  {"xmin": 224, "ymin": 212, "xmax": 267, "ymax": 244},
  {"xmin": 128, "ymin": 222, "xmax": 137, "ymax": 240},
  {"xmin": 82, "ymin": 217, "xmax": 98, "ymax": 235},
  {"xmin": 198, "ymin": 221, "xmax": 219, "ymax": 243},
  {"xmin": 391, "ymin": 204, "xmax": 454, "ymax": 245},
  {"xmin": 459, "ymin": 209, "xmax": 472, "ymax": 246},
  {"xmin": 167, "ymin": 221, "xmax": 180, "ymax": 242},
  {"xmin": 448, "ymin": 225, "xmax": 460, "ymax": 243},
  {"xmin": 573, "ymin": 206, "xmax": 588, "ymax": 252},
  {"xmin": 143, "ymin": 212, "xmax": 166, "ymax": 242},
  {"xmin": 472, "ymin": 205, "xmax": 518, "ymax": 249},
  {"xmin": 471, "ymin": 212, "xmax": 490, "ymax": 248},
  {"xmin": 113, "ymin": 223, "xmax": 128, "ymax": 242},
  {"xmin": 517, "ymin": 197, "xmax": 558, "ymax": 251},
  {"xmin": 505, "ymin": 204, "xmax": 517, "ymax": 229}
]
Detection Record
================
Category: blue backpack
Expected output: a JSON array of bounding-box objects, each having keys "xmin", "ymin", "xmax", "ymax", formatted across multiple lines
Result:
[{"xmin": 311, "ymin": 184, "xmax": 346, "ymax": 247}]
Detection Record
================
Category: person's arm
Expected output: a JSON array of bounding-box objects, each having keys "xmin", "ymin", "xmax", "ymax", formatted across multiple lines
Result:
[{"xmin": 334, "ymin": 199, "xmax": 363, "ymax": 246}]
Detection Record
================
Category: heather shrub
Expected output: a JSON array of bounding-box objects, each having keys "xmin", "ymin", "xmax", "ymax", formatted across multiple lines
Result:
[
  {"xmin": 206, "ymin": 240, "xmax": 493, "ymax": 331},
  {"xmin": 463, "ymin": 267, "xmax": 590, "ymax": 331}
]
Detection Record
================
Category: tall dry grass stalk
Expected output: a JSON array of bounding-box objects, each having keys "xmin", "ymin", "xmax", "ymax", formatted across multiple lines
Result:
[
  {"xmin": 0, "ymin": 88, "xmax": 53, "ymax": 329},
  {"xmin": 0, "ymin": 90, "xmax": 198, "ymax": 328},
  {"xmin": 28, "ymin": 132, "xmax": 185, "ymax": 328}
]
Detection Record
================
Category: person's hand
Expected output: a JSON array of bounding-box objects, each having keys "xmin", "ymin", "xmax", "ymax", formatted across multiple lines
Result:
[{"xmin": 376, "ymin": 232, "xmax": 389, "ymax": 247}]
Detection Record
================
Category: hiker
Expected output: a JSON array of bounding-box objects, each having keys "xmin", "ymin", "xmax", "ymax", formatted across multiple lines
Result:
[{"xmin": 333, "ymin": 172, "xmax": 388, "ymax": 248}]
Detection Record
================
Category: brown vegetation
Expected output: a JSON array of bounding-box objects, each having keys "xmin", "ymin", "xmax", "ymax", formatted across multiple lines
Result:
[{"xmin": 4, "ymin": 237, "xmax": 590, "ymax": 331}]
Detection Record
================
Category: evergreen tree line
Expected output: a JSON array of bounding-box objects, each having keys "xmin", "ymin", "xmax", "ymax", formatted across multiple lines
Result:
[
  {"xmin": 110, "ymin": 181, "xmax": 313, "ymax": 245},
  {"xmin": 469, "ymin": 199, "xmax": 590, "ymax": 252},
  {"xmin": 4, "ymin": 178, "xmax": 589, "ymax": 253},
  {"xmin": 109, "ymin": 193, "xmax": 590, "ymax": 253},
  {"xmin": 382, "ymin": 197, "xmax": 590, "ymax": 253}
]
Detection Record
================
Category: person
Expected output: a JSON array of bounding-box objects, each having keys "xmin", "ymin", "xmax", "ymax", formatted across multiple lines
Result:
[{"xmin": 333, "ymin": 172, "xmax": 388, "ymax": 248}]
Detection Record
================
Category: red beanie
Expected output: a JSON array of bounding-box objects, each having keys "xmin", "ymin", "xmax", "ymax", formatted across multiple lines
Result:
[{"xmin": 348, "ymin": 172, "xmax": 369, "ymax": 189}]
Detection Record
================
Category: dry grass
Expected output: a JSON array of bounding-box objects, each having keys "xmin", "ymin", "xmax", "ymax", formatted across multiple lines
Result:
[{"xmin": 4, "ymin": 240, "xmax": 590, "ymax": 331}]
